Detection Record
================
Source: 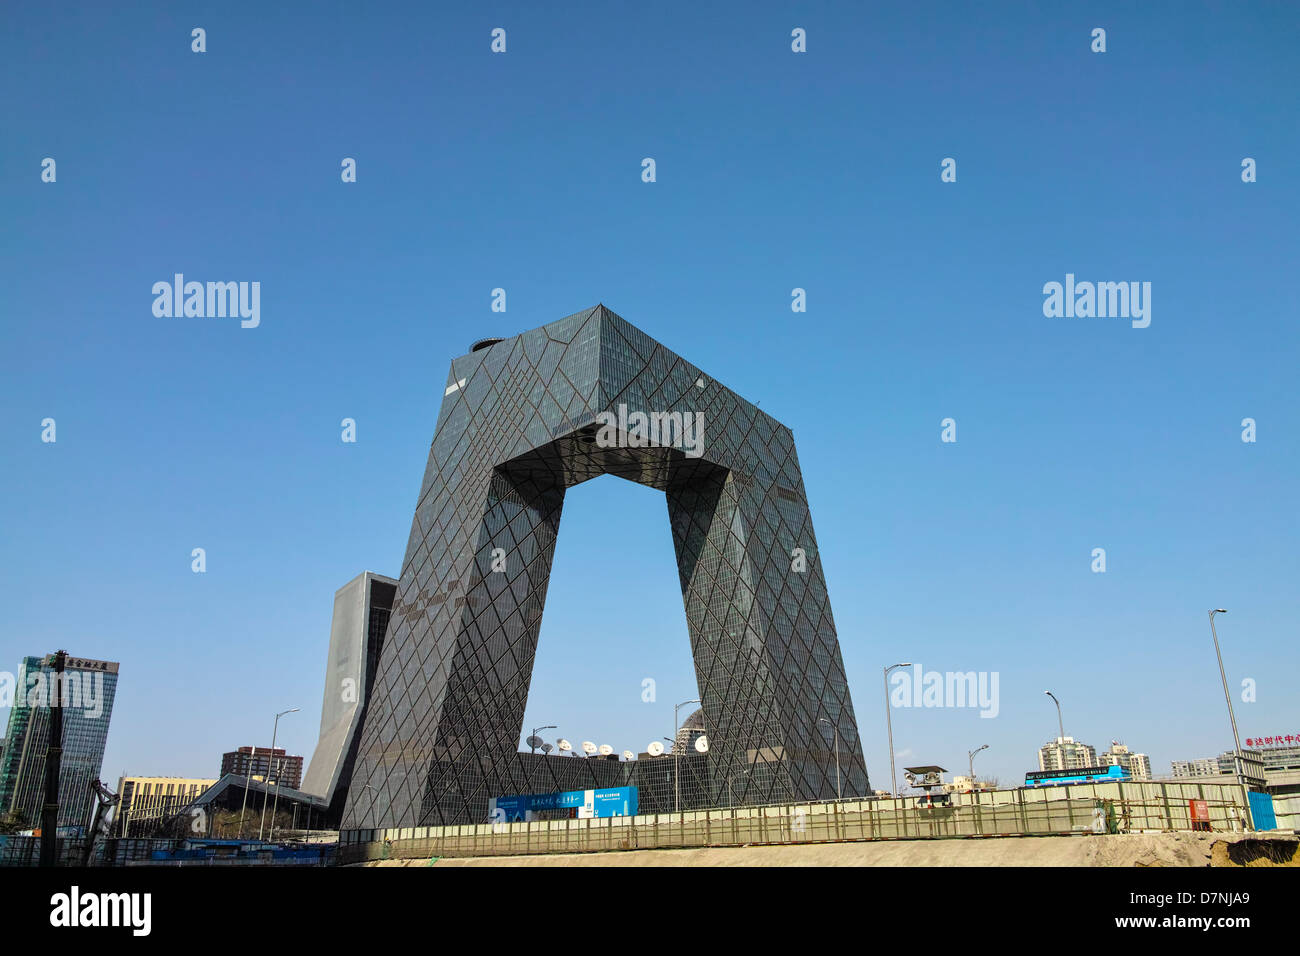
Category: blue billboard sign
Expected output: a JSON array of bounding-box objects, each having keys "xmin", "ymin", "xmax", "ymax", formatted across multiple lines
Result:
[{"xmin": 489, "ymin": 786, "xmax": 638, "ymax": 822}]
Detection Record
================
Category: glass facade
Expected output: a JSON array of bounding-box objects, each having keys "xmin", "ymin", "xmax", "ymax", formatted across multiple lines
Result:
[
  {"xmin": 0, "ymin": 655, "xmax": 119, "ymax": 829},
  {"xmin": 342, "ymin": 306, "xmax": 867, "ymax": 829},
  {"xmin": 301, "ymin": 571, "xmax": 399, "ymax": 823}
]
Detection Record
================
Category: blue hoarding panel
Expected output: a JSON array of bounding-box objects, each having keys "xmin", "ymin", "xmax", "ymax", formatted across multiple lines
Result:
[
  {"xmin": 490, "ymin": 786, "xmax": 638, "ymax": 821},
  {"xmin": 1248, "ymin": 791, "xmax": 1277, "ymax": 830},
  {"xmin": 592, "ymin": 787, "xmax": 637, "ymax": 817}
]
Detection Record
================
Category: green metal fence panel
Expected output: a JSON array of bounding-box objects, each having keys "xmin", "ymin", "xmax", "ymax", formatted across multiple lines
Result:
[{"xmin": 340, "ymin": 781, "xmax": 1253, "ymax": 862}]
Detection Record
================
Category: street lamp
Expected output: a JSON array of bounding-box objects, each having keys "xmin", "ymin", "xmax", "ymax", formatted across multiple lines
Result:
[
  {"xmin": 673, "ymin": 699, "xmax": 701, "ymax": 813},
  {"xmin": 529, "ymin": 725, "xmax": 556, "ymax": 754},
  {"xmin": 727, "ymin": 768, "xmax": 751, "ymax": 808},
  {"xmin": 1044, "ymin": 690, "xmax": 1065, "ymax": 741},
  {"xmin": 1209, "ymin": 609, "xmax": 1254, "ymax": 830},
  {"xmin": 968, "ymin": 744, "xmax": 988, "ymax": 788},
  {"xmin": 258, "ymin": 708, "xmax": 299, "ymax": 841},
  {"xmin": 237, "ymin": 745, "xmax": 257, "ymax": 840},
  {"xmin": 883, "ymin": 663, "xmax": 912, "ymax": 796},
  {"xmin": 269, "ymin": 753, "xmax": 288, "ymax": 841},
  {"xmin": 817, "ymin": 717, "xmax": 842, "ymax": 801},
  {"xmin": 1044, "ymin": 691, "xmax": 1067, "ymax": 773}
]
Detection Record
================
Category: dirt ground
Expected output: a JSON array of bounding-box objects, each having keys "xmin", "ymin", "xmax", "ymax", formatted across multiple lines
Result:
[{"xmin": 365, "ymin": 832, "xmax": 1298, "ymax": 867}]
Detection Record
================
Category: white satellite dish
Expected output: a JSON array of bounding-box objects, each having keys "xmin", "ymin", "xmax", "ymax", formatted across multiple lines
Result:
[
  {"xmin": 598, "ymin": 744, "xmax": 614, "ymax": 756},
  {"xmin": 541, "ymin": 742, "xmax": 554, "ymax": 754},
  {"xmin": 694, "ymin": 735, "xmax": 709, "ymax": 754},
  {"xmin": 557, "ymin": 738, "xmax": 572, "ymax": 752},
  {"xmin": 581, "ymin": 741, "xmax": 597, "ymax": 755},
  {"xmin": 525, "ymin": 735, "xmax": 544, "ymax": 749},
  {"xmin": 622, "ymin": 750, "xmax": 634, "ymax": 761},
  {"xmin": 647, "ymin": 741, "xmax": 665, "ymax": 757}
]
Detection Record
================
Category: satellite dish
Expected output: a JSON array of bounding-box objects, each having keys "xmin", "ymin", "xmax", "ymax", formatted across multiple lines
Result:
[
  {"xmin": 622, "ymin": 750, "xmax": 634, "ymax": 761},
  {"xmin": 581, "ymin": 741, "xmax": 597, "ymax": 755},
  {"xmin": 647, "ymin": 741, "xmax": 665, "ymax": 757},
  {"xmin": 557, "ymin": 739, "xmax": 572, "ymax": 752},
  {"xmin": 525, "ymin": 735, "xmax": 544, "ymax": 749},
  {"xmin": 541, "ymin": 742, "xmax": 554, "ymax": 754},
  {"xmin": 598, "ymin": 744, "xmax": 614, "ymax": 756},
  {"xmin": 694, "ymin": 735, "xmax": 709, "ymax": 754}
]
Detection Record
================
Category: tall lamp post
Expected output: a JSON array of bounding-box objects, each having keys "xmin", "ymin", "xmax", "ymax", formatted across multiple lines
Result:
[
  {"xmin": 672, "ymin": 699, "xmax": 701, "ymax": 813},
  {"xmin": 727, "ymin": 768, "xmax": 750, "ymax": 808},
  {"xmin": 258, "ymin": 707, "xmax": 299, "ymax": 841},
  {"xmin": 1044, "ymin": 690, "xmax": 1067, "ymax": 772},
  {"xmin": 1209, "ymin": 609, "xmax": 1254, "ymax": 830},
  {"xmin": 883, "ymin": 663, "xmax": 912, "ymax": 796},
  {"xmin": 1044, "ymin": 690, "xmax": 1065, "ymax": 741},
  {"xmin": 817, "ymin": 717, "xmax": 842, "ymax": 801},
  {"xmin": 968, "ymin": 744, "xmax": 988, "ymax": 788},
  {"xmin": 237, "ymin": 745, "xmax": 257, "ymax": 840},
  {"xmin": 268, "ymin": 753, "xmax": 290, "ymax": 841}
]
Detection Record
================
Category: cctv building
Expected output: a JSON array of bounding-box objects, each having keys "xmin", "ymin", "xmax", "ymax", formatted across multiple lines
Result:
[
  {"xmin": 342, "ymin": 305, "xmax": 868, "ymax": 830},
  {"xmin": 300, "ymin": 571, "xmax": 399, "ymax": 823}
]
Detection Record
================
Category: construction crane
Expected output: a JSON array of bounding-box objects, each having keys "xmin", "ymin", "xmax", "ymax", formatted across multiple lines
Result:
[
  {"xmin": 39, "ymin": 650, "xmax": 67, "ymax": 867},
  {"xmin": 81, "ymin": 778, "xmax": 120, "ymax": 867}
]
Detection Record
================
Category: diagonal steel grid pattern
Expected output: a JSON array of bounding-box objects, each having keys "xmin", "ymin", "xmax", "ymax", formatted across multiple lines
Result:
[{"xmin": 343, "ymin": 305, "xmax": 868, "ymax": 828}]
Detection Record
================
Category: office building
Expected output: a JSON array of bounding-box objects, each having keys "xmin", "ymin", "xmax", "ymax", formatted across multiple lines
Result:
[
  {"xmin": 221, "ymin": 746, "xmax": 303, "ymax": 791},
  {"xmin": 672, "ymin": 708, "xmax": 708, "ymax": 756},
  {"xmin": 300, "ymin": 571, "xmax": 398, "ymax": 824},
  {"xmin": 0, "ymin": 655, "xmax": 120, "ymax": 830},
  {"xmin": 343, "ymin": 306, "xmax": 868, "ymax": 830},
  {"xmin": 1171, "ymin": 757, "xmax": 1220, "ymax": 778},
  {"xmin": 1240, "ymin": 735, "xmax": 1300, "ymax": 772},
  {"xmin": 1037, "ymin": 736, "xmax": 1098, "ymax": 773},
  {"xmin": 1171, "ymin": 748, "xmax": 1273, "ymax": 784},
  {"xmin": 115, "ymin": 776, "xmax": 217, "ymax": 834},
  {"xmin": 1099, "ymin": 741, "xmax": 1151, "ymax": 779}
]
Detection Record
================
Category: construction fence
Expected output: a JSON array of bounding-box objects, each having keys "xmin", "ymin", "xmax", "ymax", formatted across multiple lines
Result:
[
  {"xmin": 0, "ymin": 836, "xmax": 337, "ymax": 867},
  {"xmin": 0, "ymin": 836, "xmax": 166, "ymax": 867},
  {"xmin": 339, "ymin": 780, "xmax": 1265, "ymax": 863}
]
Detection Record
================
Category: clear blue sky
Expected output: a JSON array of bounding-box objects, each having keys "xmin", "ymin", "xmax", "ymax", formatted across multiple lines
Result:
[{"xmin": 2, "ymin": 2, "xmax": 1296, "ymax": 793}]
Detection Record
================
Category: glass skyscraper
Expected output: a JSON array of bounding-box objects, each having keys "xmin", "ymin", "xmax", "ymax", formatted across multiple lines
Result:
[
  {"xmin": 0, "ymin": 655, "xmax": 120, "ymax": 830},
  {"xmin": 342, "ymin": 306, "xmax": 868, "ymax": 830},
  {"xmin": 301, "ymin": 571, "xmax": 399, "ymax": 824}
]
